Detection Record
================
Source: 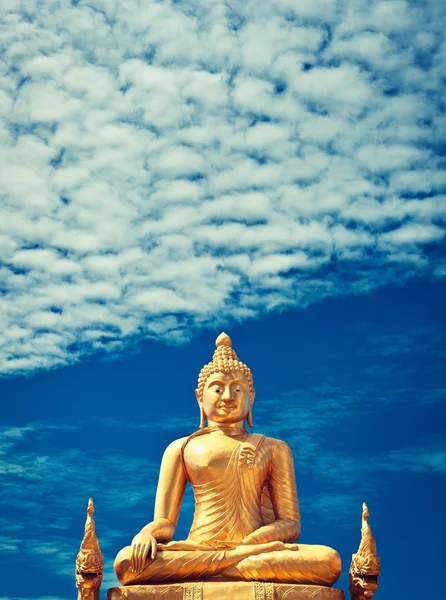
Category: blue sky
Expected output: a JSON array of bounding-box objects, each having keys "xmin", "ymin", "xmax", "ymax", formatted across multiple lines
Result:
[
  {"xmin": 0, "ymin": 0, "xmax": 445, "ymax": 599},
  {"xmin": 1, "ymin": 281, "xmax": 445, "ymax": 600}
]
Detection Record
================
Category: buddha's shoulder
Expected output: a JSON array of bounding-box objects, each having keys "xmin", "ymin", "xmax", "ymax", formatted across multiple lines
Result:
[
  {"xmin": 163, "ymin": 433, "xmax": 212, "ymax": 456},
  {"xmin": 162, "ymin": 436, "xmax": 189, "ymax": 458},
  {"xmin": 260, "ymin": 435, "xmax": 293, "ymax": 455}
]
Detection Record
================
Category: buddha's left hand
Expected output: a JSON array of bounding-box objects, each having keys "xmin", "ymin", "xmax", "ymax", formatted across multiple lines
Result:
[
  {"xmin": 258, "ymin": 541, "xmax": 299, "ymax": 551},
  {"xmin": 234, "ymin": 540, "xmax": 299, "ymax": 558},
  {"xmin": 282, "ymin": 543, "xmax": 299, "ymax": 551},
  {"xmin": 241, "ymin": 537, "xmax": 299, "ymax": 551}
]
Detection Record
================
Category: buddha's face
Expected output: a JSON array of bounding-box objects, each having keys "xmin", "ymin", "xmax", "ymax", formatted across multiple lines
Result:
[{"xmin": 198, "ymin": 371, "xmax": 253, "ymax": 424}]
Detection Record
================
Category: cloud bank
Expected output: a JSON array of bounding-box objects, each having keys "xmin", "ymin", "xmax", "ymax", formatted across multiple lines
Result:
[{"xmin": 1, "ymin": 0, "xmax": 445, "ymax": 374}]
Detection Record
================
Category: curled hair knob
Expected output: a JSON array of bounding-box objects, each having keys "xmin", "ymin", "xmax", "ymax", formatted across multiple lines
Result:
[{"xmin": 216, "ymin": 332, "xmax": 232, "ymax": 348}]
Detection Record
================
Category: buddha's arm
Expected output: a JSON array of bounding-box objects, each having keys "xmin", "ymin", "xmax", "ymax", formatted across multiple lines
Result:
[
  {"xmin": 243, "ymin": 440, "xmax": 301, "ymax": 545},
  {"xmin": 136, "ymin": 438, "xmax": 187, "ymax": 543}
]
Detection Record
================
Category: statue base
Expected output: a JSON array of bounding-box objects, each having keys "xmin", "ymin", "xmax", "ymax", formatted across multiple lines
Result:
[{"xmin": 107, "ymin": 582, "xmax": 345, "ymax": 600}]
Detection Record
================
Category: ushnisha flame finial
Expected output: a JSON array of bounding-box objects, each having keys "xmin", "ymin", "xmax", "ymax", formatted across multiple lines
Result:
[
  {"xmin": 216, "ymin": 332, "xmax": 232, "ymax": 347},
  {"xmin": 349, "ymin": 503, "xmax": 380, "ymax": 600},
  {"xmin": 76, "ymin": 498, "xmax": 103, "ymax": 600}
]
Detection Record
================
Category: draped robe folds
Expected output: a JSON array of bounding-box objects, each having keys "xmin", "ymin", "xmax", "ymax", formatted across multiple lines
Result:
[{"xmin": 115, "ymin": 432, "xmax": 341, "ymax": 586}]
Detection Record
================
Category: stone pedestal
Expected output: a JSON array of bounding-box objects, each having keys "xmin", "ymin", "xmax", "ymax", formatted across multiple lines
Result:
[{"xmin": 107, "ymin": 582, "xmax": 345, "ymax": 600}]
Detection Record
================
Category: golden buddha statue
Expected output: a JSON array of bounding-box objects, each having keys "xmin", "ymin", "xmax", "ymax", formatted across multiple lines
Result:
[{"xmin": 114, "ymin": 332, "xmax": 342, "ymax": 587}]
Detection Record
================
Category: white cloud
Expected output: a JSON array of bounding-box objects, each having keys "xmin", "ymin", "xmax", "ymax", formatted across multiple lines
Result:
[
  {"xmin": 0, "ymin": 0, "xmax": 445, "ymax": 374},
  {"xmin": 357, "ymin": 144, "xmax": 428, "ymax": 173},
  {"xmin": 380, "ymin": 447, "xmax": 446, "ymax": 473},
  {"xmin": 381, "ymin": 223, "xmax": 445, "ymax": 245}
]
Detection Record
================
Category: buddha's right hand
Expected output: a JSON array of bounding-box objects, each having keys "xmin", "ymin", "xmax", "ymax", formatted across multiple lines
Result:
[
  {"xmin": 130, "ymin": 519, "xmax": 176, "ymax": 572},
  {"xmin": 131, "ymin": 532, "xmax": 157, "ymax": 573}
]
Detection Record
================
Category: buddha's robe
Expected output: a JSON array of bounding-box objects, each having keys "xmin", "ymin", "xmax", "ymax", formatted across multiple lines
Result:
[{"xmin": 115, "ymin": 432, "xmax": 341, "ymax": 586}]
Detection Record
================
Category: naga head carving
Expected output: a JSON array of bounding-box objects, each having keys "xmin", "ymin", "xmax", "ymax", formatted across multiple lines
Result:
[
  {"xmin": 349, "ymin": 503, "xmax": 380, "ymax": 600},
  {"xmin": 76, "ymin": 499, "xmax": 103, "ymax": 600}
]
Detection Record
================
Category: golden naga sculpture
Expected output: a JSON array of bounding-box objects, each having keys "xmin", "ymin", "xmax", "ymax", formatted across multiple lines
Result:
[
  {"xmin": 114, "ymin": 332, "xmax": 342, "ymax": 587},
  {"xmin": 76, "ymin": 498, "xmax": 104, "ymax": 600},
  {"xmin": 349, "ymin": 503, "xmax": 380, "ymax": 600}
]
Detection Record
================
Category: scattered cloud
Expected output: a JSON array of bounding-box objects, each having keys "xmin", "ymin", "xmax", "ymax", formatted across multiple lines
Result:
[
  {"xmin": 376, "ymin": 445, "xmax": 446, "ymax": 474},
  {"xmin": 302, "ymin": 492, "xmax": 364, "ymax": 524},
  {"xmin": 0, "ymin": 537, "xmax": 20, "ymax": 553},
  {"xmin": 0, "ymin": 424, "xmax": 159, "ymax": 516},
  {"xmin": 1, "ymin": 359, "xmax": 444, "ymax": 586},
  {"xmin": 253, "ymin": 321, "xmax": 446, "ymax": 520},
  {"xmin": 1, "ymin": 0, "xmax": 445, "ymax": 375},
  {"xmin": 0, "ymin": 422, "xmax": 160, "ymax": 589}
]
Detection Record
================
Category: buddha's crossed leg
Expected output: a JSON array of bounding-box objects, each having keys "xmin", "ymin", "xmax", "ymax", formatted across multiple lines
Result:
[
  {"xmin": 114, "ymin": 543, "xmax": 341, "ymax": 586},
  {"xmin": 221, "ymin": 544, "xmax": 341, "ymax": 586},
  {"xmin": 115, "ymin": 541, "xmax": 286, "ymax": 585}
]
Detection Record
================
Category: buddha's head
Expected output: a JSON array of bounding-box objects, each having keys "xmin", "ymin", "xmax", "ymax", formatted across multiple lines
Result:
[{"xmin": 195, "ymin": 332, "xmax": 255, "ymax": 428}]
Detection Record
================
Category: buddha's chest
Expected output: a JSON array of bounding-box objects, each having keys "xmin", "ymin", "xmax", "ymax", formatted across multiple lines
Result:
[{"xmin": 184, "ymin": 435, "xmax": 268, "ymax": 486}]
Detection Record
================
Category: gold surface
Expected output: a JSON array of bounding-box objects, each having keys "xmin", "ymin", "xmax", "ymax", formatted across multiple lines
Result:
[
  {"xmin": 108, "ymin": 582, "xmax": 345, "ymax": 600},
  {"xmin": 114, "ymin": 333, "xmax": 341, "ymax": 587},
  {"xmin": 349, "ymin": 504, "xmax": 380, "ymax": 600},
  {"xmin": 76, "ymin": 498, "xmax": 103, "ymax": 600}
]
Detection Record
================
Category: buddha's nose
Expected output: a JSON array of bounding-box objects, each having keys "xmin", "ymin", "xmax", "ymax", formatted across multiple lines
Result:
[{"xmin": 221, "ymin": 387, "xmax": 233, "ymax": 401}]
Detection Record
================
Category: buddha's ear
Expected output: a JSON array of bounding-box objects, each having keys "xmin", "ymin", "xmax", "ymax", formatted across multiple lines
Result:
[
  {"xmin": 250, "ymin": 388, "xmax": 256, "ymax": 405},
  {"xmin": 196, "ymin": 389, "xmax": 206, "ymax": 429},
  {"xmin": 247, "ymin": 389, "xmax": 255, "ymax": 428}
]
